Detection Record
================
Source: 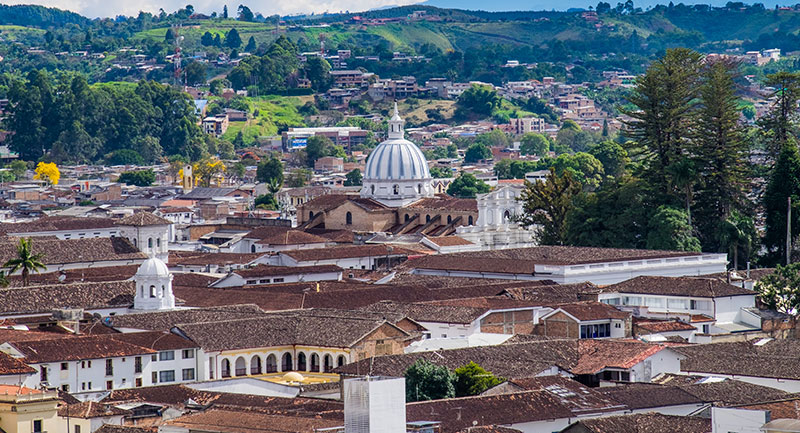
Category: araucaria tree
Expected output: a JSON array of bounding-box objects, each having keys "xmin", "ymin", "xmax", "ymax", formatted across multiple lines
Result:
[{"xmin": 759, "ymin": 71, "xmax": 800, "ymax": 161}]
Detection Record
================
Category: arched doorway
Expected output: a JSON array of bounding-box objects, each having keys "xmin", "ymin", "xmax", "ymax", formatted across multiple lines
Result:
[
  {"xmin": 266, "ymin": 354, "xmax": 277, "ymax": 373},
  {"xmin": 323, "ymin": 355, "xmax": 333, "ymax": 372},
  {"xmin": 297, "ymin": 352, "xmax": 307, "ymax": 371},
  {"xmin": 281, "ymin": 353, "xmax": 293, "ymax": 371},
  {"xmin": 310, "ymin": 354, "xmax": 320, "ymax": 372},
  {"xmin": 234, "ymin": 357, "xmax": 246, "ymax": 376},
  {"xmin": 250, "ymin": 356, "xmax": 262, "ymax": 375},
  {"xmin": 221, "ymin": 359, "xmax": 231, "ymax": 378},
  {"xmin": 337, "ymin": 355, "xmax": 346, "ymax": 367}
]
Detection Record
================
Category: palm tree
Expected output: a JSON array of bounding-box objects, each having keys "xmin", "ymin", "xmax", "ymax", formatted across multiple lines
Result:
[
  {"xmin": 4, "ymin": 238, "xmax": 46, "ymax": 286},
  {"xmin": 718, "ymin": 211, "xmax": 756, "ymax": 270}
]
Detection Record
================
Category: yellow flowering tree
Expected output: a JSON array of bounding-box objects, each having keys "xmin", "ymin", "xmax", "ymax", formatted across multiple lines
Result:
[
  {"xmin": 33, "ymin": 162, "xmax": 60, "ymax": 185},
  {"xmin": 193, "ymin": 157, "xmax": 226, "ymax": 187}
]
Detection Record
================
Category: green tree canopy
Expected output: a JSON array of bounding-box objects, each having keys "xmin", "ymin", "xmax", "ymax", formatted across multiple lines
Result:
[
  {"xmin": 447, "ymin": 172, "xmax": 490, "ymax": 198},
  {"xmin": 225, "ymin": 28, "xmax": 242, "ymax": 49},
  {"xmin": 516, "ymin": 168, "xmax": 582, "ymax": 245},
  {"xmin": 464, "ymin": 142, "xmax": 492, "ymax": 163},
  {"xmin": 118, "ymin": 169, "xmax": 155, "ymax": 187},
  {"xmin": 404, "ymin": 359, "xmax": 455, "ymax": 402},
  {"xmin": 344, "ymin": 168, "xmax": 362, "ymax": 186},
  {"xmin": 256, "ymin": 156, "xmax": 284, "ymax": 190},
  {"xmin": 454, "ymin": 362, "xmax": 503, "ymax": 397},
  {"xmin": 645, "ymin": 205, "xmax": 701, "ymax": 252},
  {"xmin": 456, "ymin": 84, "xmax": 500, "ymax": 117},
  {"xmin": 757, "ymin": 264, "xmax": 800, "ymax": 315},
  {"xmin": 519, "ymin": 133, "xmax": 549, "ymax": 156},
  {"xmin": 3, "ymin": 237, "xmax": 45, "ymax": 286}
]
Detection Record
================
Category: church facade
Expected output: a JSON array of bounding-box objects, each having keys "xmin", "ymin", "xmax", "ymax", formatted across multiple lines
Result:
[{"xmin": 297, "ymin": 104, "xmax": 532, "ymax": 248}]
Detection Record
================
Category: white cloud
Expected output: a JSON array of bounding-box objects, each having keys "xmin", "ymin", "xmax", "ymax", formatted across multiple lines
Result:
[{"xmin": 2, "ymin": 0, "xmax": 424, "ymax": 18}]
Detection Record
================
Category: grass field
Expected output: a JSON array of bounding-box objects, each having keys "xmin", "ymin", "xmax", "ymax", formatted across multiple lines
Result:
[{"xmin": 220, "ymin": 95, "xmax": 305, "ymax": 144}]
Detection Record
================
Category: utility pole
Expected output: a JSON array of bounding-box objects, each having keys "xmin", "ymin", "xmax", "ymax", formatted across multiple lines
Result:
[{"xmin": 787, "ymin": 196, "xmax": 792, "ymax": 265}]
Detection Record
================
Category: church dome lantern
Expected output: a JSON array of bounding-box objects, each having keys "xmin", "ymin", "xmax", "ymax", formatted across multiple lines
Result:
[{"xmin": 361, "ymin": 103, "xmax": 434, "ymax": 207}]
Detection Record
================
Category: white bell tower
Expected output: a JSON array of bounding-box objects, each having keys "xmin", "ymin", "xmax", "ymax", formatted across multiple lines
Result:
[{"xmin": 133, "ymin": 257, "xmax": 175, "ymax": 311}]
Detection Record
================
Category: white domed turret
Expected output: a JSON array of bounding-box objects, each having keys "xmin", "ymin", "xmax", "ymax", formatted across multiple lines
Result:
[
  {"xmin": 133, "ymin": 257, "xmax": 175, "ymax": 311},
  {"xmin": 361, "ymin": 103, "xmax": 433, "ymax": 207}
]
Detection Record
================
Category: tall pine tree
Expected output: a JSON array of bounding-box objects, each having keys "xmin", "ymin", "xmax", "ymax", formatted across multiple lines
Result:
[
  {"xmin": 763, "ymin": 144, "xmax": 800, "ymax": 265},
  {"xmin": 692, "ymin": 59, "xmax": 749, "ymax": 251}
]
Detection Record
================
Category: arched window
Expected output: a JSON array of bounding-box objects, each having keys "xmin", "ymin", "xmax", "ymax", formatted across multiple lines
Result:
[
  {"xmin": 393, "ymin": 184, "xmax": 399, "ymax": 195},
  {"xmin": 221, "ymin": 359, "xmax": 231, "ymax": 378},
  {"xmin": 346, "ymin": 212, "xmax": 353, "ymax": 225},
  {"xmin": 310, "ymin": 354, "xmax": 320, "ymax": 372},
  {"xmin": 251, "ymin": 245, "xmax": 256, "ymax": 253},
  {"xmin": 337, "ymin": 355, "xmax": 347, "ymax": 367},
  {"xmin": 447, "ymin": 215, "xmax": 452, "ymax": 224},
  {"xmin": 371, "ymin": 184, "xmax": 375, "ymax": 194},
  {"xmin": 234, "ymin": 357, "xmax": 246, "ymax": 376},
  {"xmin": 404, "ymin": 214, "xmax": 410, "ymax": 222},
  {"xmin": 503, "ymin": 210, "xmax": 511, "ymax": 222},
  {"xmin": 148, "ymin": 238, "xmax": 153, "ymax": 249},
  {"xmin": 157, "ymin": 238, "xmax": 161, "ymax": 248},
  {"xmin": 161, "ymin": 285, "xmax": 166, "ymax": 296},
  {"xmin": 323, "ymin": 355, "xmax": 333, "ymax": 372},
  {"xmin": 309, "ymin": 211, "xmax": 314, "ymax": 220},
  {"xmin": 468, "ymin": 216, "xmax": 474, "ymax": 225},
  {"xmin": 149, "ymin": 285, "xmax": 156, "ymax": 298},
  {"xmin": 133, "ymin": 238, "xmax": 137, "ymax": 247},
  {"xmin": 266, "ymin": 355, "xmax": 277, "ymax": 373},
  {"xmin": 426, "ymin": 215, "xmax": 431, "ymax": 223},
  {"xmin": 250, "ymin": 356, "xmax": 262, "ymax": 375},
  {"xmin": 417, "ymin": 184, "xmax": 422, "ymax": 193},
  {"xmin": 282, "ymin": 353, "xmax": 293, "ymax": 372},
  {"xmin": 297, "ymin": 353, "xmax": 307, "ymax": 371}
]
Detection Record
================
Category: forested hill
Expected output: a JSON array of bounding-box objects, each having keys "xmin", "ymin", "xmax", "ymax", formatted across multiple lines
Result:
[{"xmin": 0, "ymin": 4, "xmax": 89, "ymax": 28}]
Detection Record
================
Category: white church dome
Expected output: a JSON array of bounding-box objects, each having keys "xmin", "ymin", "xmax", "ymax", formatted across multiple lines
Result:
[
  {"xmin": 360, "ymin": 103, "xmax": 434, "ymax": 207},
  {"xmin": 135, "ymin": 257, "xmax": 170, "ymax": 278}
]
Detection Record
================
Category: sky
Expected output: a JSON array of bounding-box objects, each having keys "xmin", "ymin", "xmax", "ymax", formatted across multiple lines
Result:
[{"xmin": 0, "ymin": 0, "xmax": 425, "ymax": 19}]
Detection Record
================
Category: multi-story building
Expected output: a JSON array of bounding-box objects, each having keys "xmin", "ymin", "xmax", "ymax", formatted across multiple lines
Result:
[
  {"xmin": 329, "ymin": 70, "xmax": 374, "ymax": 88},
  {"xmin": 508, "ymin": 117, "xmax": 546, "ymax": 134},
  {"xmin": 202, "ymin": 115, "xmax": 229, "ymax": 137},
  {"xmin": 283, "ymin": 127, "xmax": 369, "ymax": 152}
]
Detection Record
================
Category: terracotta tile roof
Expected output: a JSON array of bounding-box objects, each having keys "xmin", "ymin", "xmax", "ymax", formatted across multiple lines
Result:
[
  {"xmin": 407, "ymin": 383, "xmax": 623, "ymax": 433},
  {"xmin": 0, "ymin": 280, "xmax": 135, "ymax": 315},
  {"xmin": 677, "ymin": 379, "xmax": 790, "ymax": 406},
  {"xmin": 457, "ymin": 426, "xmax": 522, "ymax": 433},
  {"xmin": 58, "ymin": 401, "xmax": 130, "ymax": 418},
  {"xmin": 572, "ymin": 339, "xmax": 673, "ymax": 375},
  {"xmin": 9, "ymin": 334, "xmax": 156, "ymax": 363},
  {"xmin": 361, "ymin": 300, "xmax": 488, "ymax": 324},
  {"xmin": 164, "ymin": 409, "xmax": 343, "ymax": 433},
  {"xmin": 407, "ymin": 195, "xmax": 478, "ymax": 212},
  {"xmin": 102, "ymin": 384, "xmax": 344, "ymax": 416},
  {"xmin": 406, "ymin": 246, "xmax": 702, "ymax": 271},
  {"xmin": 425, "ymin": 296, "xmax": 553, "ymax": 309},
  {"xmin": 549, "ymin": 301, "xmax": 630, "ymax": 321},
  {"xmin": 0, "ymin": 236, "xmax": 146, "ymax": 267},
  {"xmin": 232, "ymin": 264, "xmax": 342, "ymax": 278},
  {"xmin": 108, "ymin": 331, "xmax": 198, "ymax": 351},
  {"xmin": 171, "ymin": 253, "xmax": 262, "ymax": 266},
  {"xmin": 0, "ymin": 216, "xmax": 116, "ymax": 234},
  {"xmin": 116, "ymin": 211, "xmax": 171, "ymax": 226},
  {"xmin": 678, "ymin": 339, "xmax": 800, "ymax": 380},
  {"xmin": 564, "ymin": 413, "xmax": 711, "ymax": 433},
  {"xmin": 0, "ymin": 351, "xmax": 35, "ymax": 375},
  {"xmin": 302, "ymin": 194, "xmax": 387, "ymax": 212},
  {"xmin": 336, "ymin": 340, "xmax": 578, "ymax": 379},
  {"xmin": 18, "ymin": 265, "xmax": 139, "ymax": 285},
  {"xmin": 425, "ymin": 236, "xmax": 474, "ymax": 247},
  {"xmin": 158, "ymin": 207, "xmax": 193, "ymax": 214},
  {"xmin": 244, "ymin": 227, "xmax": 329, "ymax": 245},
  {"xmin": 635, "ymin": 319, "xmax": 696, "ymax": 333},
  {"xmin": 281, "ymin": 244, "xmax": 414, "ymax": 262},
  {"xmin": 106, "ymin": 305, "xmax": 266, "ymax": 331},
  {"xmin": 94, "ymin": 426, "xmax": 152, "ymax": 433},
  {"xmin": 0, "ymin": 384, "xmax": 46, "ymax": 395},
  {"xmin": 739, "ymin": 396, "xmax": 800, "ymax": 419},
  {"xmin": 175, "ymin": 315, "xmax": 408, "ymax": 352},
  {"xmin": 173, "ymin": 272, "xmax": 219, "ymax": 288},
  {"xmin": 500, "ymin": 282, "xmax": 601, "ymax": 304},
  {"xmin": 604, "ymin": 275, "xmax": 755, "ymax": 298},
  {"xmin": 305, "ymin": 228, "xmax": 355, "ymax": 243}
]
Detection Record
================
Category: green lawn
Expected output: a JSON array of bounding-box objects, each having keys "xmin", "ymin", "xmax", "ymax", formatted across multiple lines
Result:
[{"xmin": 219, "ymin": 95, "xmax": 306, "ymax": 145}]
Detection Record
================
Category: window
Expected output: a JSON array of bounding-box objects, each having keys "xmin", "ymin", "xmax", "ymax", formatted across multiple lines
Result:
[
  {"xmin": 148, "ymin": 238, "xmax": 153, "ymax": 249},
  {"xmin": 61, "ymin": 362, "xmax": 68, "ymax": 370},
  {"xmin": 259, "ymin": 279, "xmax": 270, "ymax": 284},
  {"xmin": 182, "ymin": 349, "xmax": 194, "ymax": 359},
  {"xmin": 393, "ymin": 184, "xmax": 399, "ymax": 195},
  {"xmin": 105, "ymin": 359, "xmax": 113, "ymax": 376},
  {"xmin": 346, "ymin": 211, "xmax": 353, "ymax": 225},
  {"xmin": 602, "ymin": 298, "xmax": 620, "ymax": 305},
  {"xmin": 182, "ymin": 368, "xmax": 196, "ymax": 381},
  {"xmin": 667, "ymin": 298, "xmax": 690, "ymax": 310},
  {"xmin": 426, "ymin": 215, "xmax": 431, "ymax": 223},
  {"xmin": 580, "ymin": 323, "xmax": 611, "ymax": 339},
  {"xmin": 159, "ymin": 351, "xmax": 175, "ymax": 361},
  {"xmin": 33, "ymin": 420, "xmax": 43, "ymax": 433},
  {"xmin": 40, "ymin": 366, "xmax": 47, "ymax": 383},
  {"xmin": 149, "ymin": 285, "xmax": 156, "ymax": 298},
  {"xmin": 622, "ymin": 296, "xmax": 642, "ymax": 306},
  {"xmin": 273, "ymin": 278, "xmax": 284, "ymax": 283},
  {"xmin": 702, "ymin": 324, "xmax": 710, "ymax": 334},
  {"xmin": 151, "ymin": 354, "xmax": 157, "ymax": 362},
  {"xmin": 87, "ymin": 360, "xmax": 91, "ymax": 368},
  {"xmin": 61, "ymin": 384, "xmax": 70, "ymax": 392},
  {"xmin": 157, "ymin": 238, "xmax": 161, "ymax": 248},
  {"xmin": 135, "ymin": 378, "xmax": 142, "ymax": 387},
  {"xmin": 81, "ymin": 382, "xmax": 86, "ymax": 391},
  {"xmin": 152, "ymin": 372, "xmax": 158, "ymax": 384},
  {"xmin": 468, "ymin": 216, "xmax": 473, "ymax": 225},
  {"xmin": 75, "ymin": 425, "xmax": 81, "ymax": 433},
  {"xmin": 644, "ymin": 297, "xmax": 665, "ymax": 308},
  {"xmin": 159, "ymin": 370, "xmax": 175, "ymax": 383},
  {"xmin": 134, "ymin": 356, "xmax": 142, "ymax": 373},
  {"xmin": 447, "ymin": 215, "xmax": 452, "ymax": 224},
  {"xmin": 246, "ymin": 280, "xmax": 257, "ymax": 285},
  {"xmin": 106, "ymin": 380, "xmax": 113, "ymax": 390}
]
